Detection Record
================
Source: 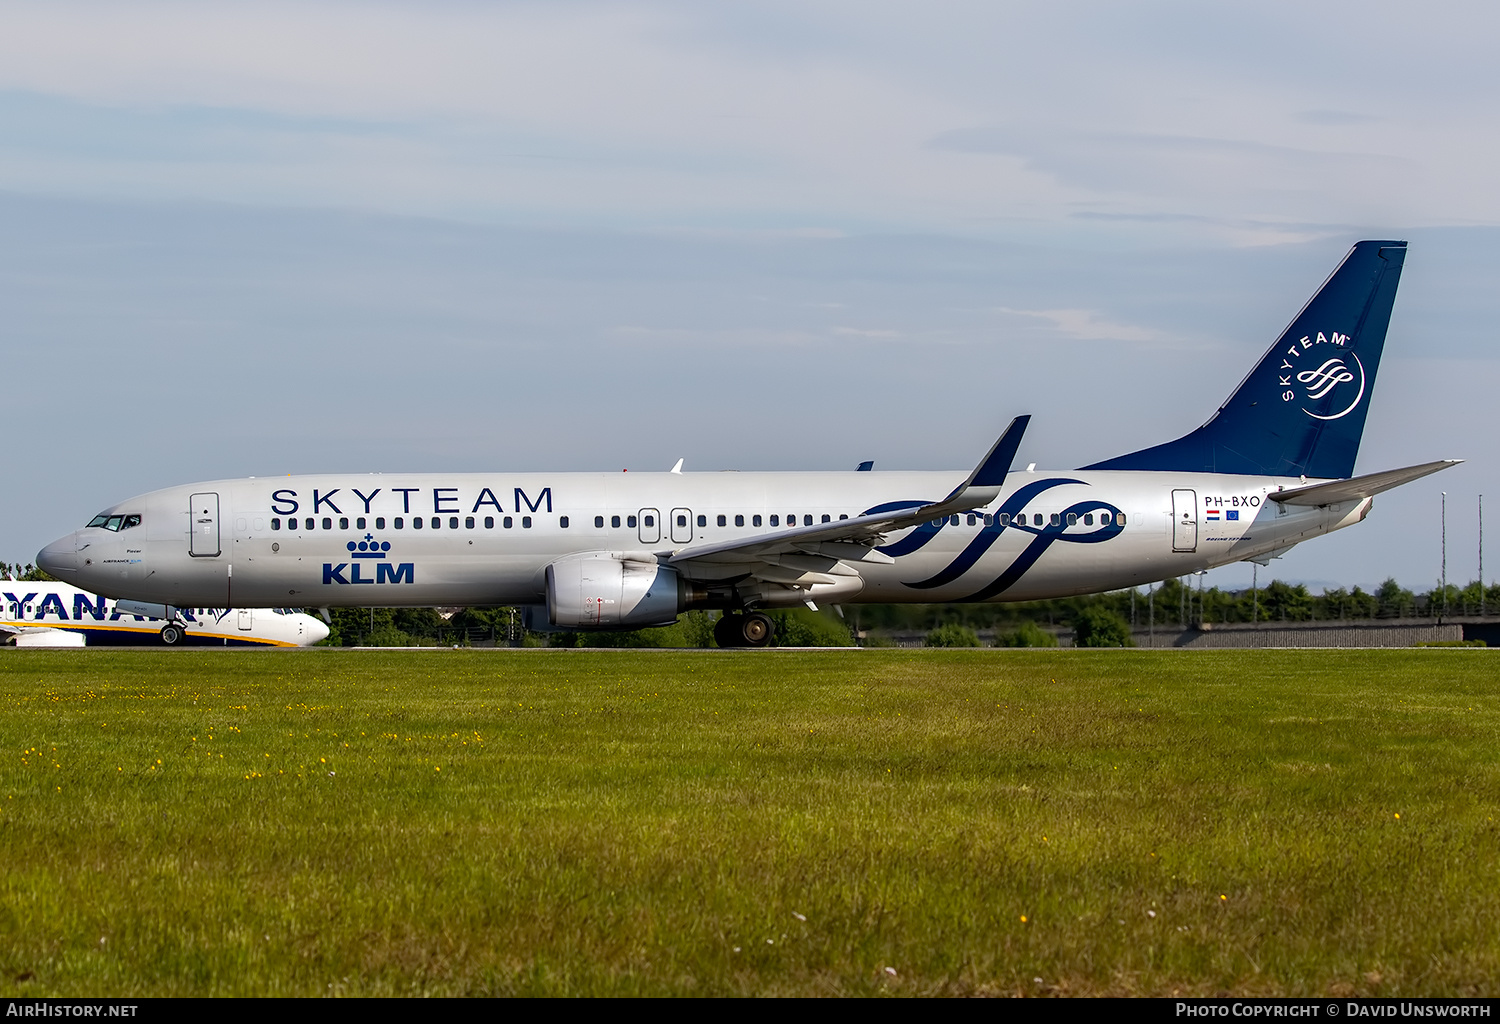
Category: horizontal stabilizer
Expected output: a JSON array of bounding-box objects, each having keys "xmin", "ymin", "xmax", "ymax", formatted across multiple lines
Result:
[{"xmin": 1269, "ymin": 460, "xmax": 1462, "ymax": 506}]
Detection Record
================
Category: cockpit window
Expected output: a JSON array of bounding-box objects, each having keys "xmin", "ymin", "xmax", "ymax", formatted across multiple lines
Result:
[{"xmin": 86, "ymin": 513, "xmax": 142, "ymax": 532}]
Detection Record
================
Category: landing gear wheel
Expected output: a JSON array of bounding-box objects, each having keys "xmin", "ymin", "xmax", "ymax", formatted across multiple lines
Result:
[
  {"xmin": 714, "ymin": 613, "xmax": 743, "ymax": 649},
  {"xmin": 739, "ymin": 612, "xmax": 774, "ymax": 648},
  {"xmin": 160, "ymin": 624, "xmax": 184, "ymax": 645}
]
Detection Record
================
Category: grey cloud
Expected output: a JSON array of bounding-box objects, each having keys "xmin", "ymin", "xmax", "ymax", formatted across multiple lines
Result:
[{"xmin": 929, "ymin": 124, "xmax": 1418, "ymax": 199}]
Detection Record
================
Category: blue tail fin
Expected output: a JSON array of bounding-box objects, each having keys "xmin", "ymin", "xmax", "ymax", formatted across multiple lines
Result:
[{"xmin": 1083, "ymin": 240, "xmax": 1407, "ymax": 479}]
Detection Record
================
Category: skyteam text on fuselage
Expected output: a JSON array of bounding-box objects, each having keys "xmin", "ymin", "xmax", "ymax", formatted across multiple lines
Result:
[
  {"xmin": 1, "ymin": 579, "xmax": 328, "ymax": 647},
  {"xmin": 38, "ymin": 241, "xmax": 1458, "ymax": 646}
]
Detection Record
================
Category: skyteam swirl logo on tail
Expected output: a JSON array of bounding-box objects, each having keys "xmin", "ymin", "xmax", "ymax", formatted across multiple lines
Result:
[
  {"xmin": 1274, "ymin": 329, "xmax": 1366, "ymax": 421},
  {"xmin": 862, "ymin": 478, "xmax": 1124, "ymax": 600},
  {"xmin": 1297, "ymin": 353, "xmax": 1365, "ymax": 421}
]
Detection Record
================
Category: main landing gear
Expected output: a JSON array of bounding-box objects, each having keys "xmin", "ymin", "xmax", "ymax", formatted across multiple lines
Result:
[
  {"xmin": 159, "ymin": 623, "xmax": 185, "ymax": 645},
  {"xmin": 714, "ymin": 612, "xmax": 775, "ymax": 649}
]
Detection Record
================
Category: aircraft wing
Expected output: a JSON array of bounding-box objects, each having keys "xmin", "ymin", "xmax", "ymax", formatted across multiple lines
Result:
[
  {"xmin": 666, "ymin": 417, "xmax": 1029, "ymax": 596},
  {"xmin": 1269, "ymin": 460, "xmax": 1462, "ymax": 507}
]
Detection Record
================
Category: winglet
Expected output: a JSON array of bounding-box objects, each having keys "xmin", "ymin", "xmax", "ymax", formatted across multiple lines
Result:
[
  {"xmin": 971, "ymin": 415, "xmax": 1030, "ymax": 488},
  {"xmin": 941, "ymin": 415, "xmax": 1030, "ymax": 504}
]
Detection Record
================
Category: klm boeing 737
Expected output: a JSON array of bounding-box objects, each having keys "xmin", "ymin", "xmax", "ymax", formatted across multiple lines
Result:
[{"xmin": 38, "ymin": 241, "xmax": 1457, "ymax": 646}]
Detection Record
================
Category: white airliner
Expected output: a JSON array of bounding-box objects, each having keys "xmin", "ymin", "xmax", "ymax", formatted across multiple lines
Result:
[
  {"xmin": 38, "ymin": 240, "xmax": 1457, "ymax": 646},
  {"xmin": 1, "ymin": 579, "xmax": 329, "ymax": 647}
]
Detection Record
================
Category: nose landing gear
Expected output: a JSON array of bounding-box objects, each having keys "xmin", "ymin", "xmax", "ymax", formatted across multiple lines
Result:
[{"xmin": 713, "ymin": 611, "xmax": 775, "ymax": 648}]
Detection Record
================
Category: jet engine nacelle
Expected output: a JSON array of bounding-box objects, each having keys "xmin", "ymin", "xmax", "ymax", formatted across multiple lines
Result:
[{"xmin": 545, "ymin": 551, "xmax": 685, "ymax": 629}]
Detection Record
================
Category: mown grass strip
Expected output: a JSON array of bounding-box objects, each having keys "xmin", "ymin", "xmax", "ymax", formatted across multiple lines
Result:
[{"xmin": 0, "ymin": 649, "xmax": 1496, "ymax": 996}]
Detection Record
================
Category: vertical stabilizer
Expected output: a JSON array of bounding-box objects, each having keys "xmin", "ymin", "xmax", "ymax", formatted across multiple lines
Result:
[{"xmin": 1083, "ymin": 240, "xmax": 1407, "ymax": 479}]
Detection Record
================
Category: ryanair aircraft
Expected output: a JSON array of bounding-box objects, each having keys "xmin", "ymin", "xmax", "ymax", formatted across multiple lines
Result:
[
  {"xmin": 38, "ymin": 241, "xmax": 1457, "ymax": 646},
  {"xmin": 2, "ymin": 580, "xmax": 328, "ymax": 647}
]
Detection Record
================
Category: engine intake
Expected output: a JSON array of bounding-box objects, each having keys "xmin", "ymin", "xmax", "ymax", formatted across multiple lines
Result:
[{"xmin": 545, "ymin": 552, "xmax": 686, "ymax": 629}]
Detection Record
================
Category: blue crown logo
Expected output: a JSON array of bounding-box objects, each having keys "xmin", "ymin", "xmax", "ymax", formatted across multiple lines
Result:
[{"xmin": 347, "ymin": 534, "xmax": 391, "ymax": 559}]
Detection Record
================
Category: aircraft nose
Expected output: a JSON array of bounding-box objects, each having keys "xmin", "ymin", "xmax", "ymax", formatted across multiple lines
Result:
[
  {"xmin": 37, "ymin": 534, "xmax": 79, "ymax": 575},
  {"xmin": 307, "ymin": 617, "xmax": 331, "ymax": 645}
]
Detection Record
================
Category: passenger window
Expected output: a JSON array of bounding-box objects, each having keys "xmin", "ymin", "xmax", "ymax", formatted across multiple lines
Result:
[
  {"xmin": 803, "ymin": 515, "xmax": 813, "ymax": 526},
  {"xmin": 357, "ymin": 517, "xmax": 366, "ymax": 530},
  {"xmin": 339, "ymin": 517, "xmax": 349, "ymax": 530},
  {"xmin": 305, "ymin": 518, "xmax": 315, "ymax": 531},
  {"xmin": 1066, "ymin": 513, "xmax": 1077, "ymax": 526},
  {"xmin": 999, "ymin": 513, "xmax": 1010, "ymax": 526},
  {"xmin": 449, "ymin": 517, "xmax": 459, "ymax": 530},
  {"xmin": 676, "ymin": 514, "xmax": 687, "ymax": 528},
  {"xmin": 485, "ymin": 517, "xmax": 495, "ymax": 529},
  {"xmin": 1084, "ymin": 513, "xmax": 1094, "ymax": 526},
  {"xmin": 770, "ymin": 515, "xmax": 779, "ymax": 526},
  {"xmin": 822, "ymin": 515, "xmax": 831, "ymax": 523},
  {"xmin": 504, "ymin": 517, "xmax": 513, "ymax": 529},
  {"xmin": 322, "ymin": 518, "xmax": 332, "ymax": 530},
  {"xmin": 271, "ymin": 518, "xmax": 281, "ymax": 531},
  {"xmin": 627, "ymin": 516, "xmax": 637, "ymax": 528},
  {"xmin": 595, "ymin": 516, "xmax": 605, "ymax": 528},
  {"xmin": 413, "ymin": 517, "xmax": 423, "ymax": 530},
  {"xmin": 949, "ymin": 515, "xmax": 959, "ymax": 526},
  {"xmin": 560, "ymin": 516, "xmax": 569, "ymax": 528},
  {"xmin": 735, "ymin": 515, "xmax": 745, "ymax": 527},
  {"xmin": 434, "ymin": 517, "xmax": 443, "ymax": 529},
  {"xmin": 1050, "ymin": 514, "xmax": 1060, "ymax": 527},
  {"xmin": 1033, "ymin": 514, "xmax": 1043, "ymax": 526},
  {"xmin": 1117, "ymin": 513, "xmax": 1127, "ymax": 526},
  {"xmin": 376, "ymin": 517, "xmax": 386, "ymax": 529},
  {"xmin": 522, "ymin": 516, "xmax": 532, "ymax": 529},
  {"xmin": 699, "ymin": 515, "xmax": 708, "ymax": 528},
  {"xmin": 967, "ymin": 514, "xmax": 977, "ymax": 526},
  {"xmin": 839, "ymin": 514, "xmax": 848, "ymax": 520},
  {"xmin": 465, "ymin": 517, "xmax": 475, "ymax": 529},
  {"xmin": 716, "ymin": 515, "xmax": 726, "ymax": 527},
  {"xmin": 612, "ymin": 516, "xmax": 621, "ymax": 528},
  {"xmin": 753, "ymin": 515, "xmax": 763, "ymax": 527},
  {"xmin": 394, "ymin": 517, "xmax": 404, "ymax": 529},
  {"xmin": 644, "ymin": 515, "xmax": 654, "ymax": 527}
]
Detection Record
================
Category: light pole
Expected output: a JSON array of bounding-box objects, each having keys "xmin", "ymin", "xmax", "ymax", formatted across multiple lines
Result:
[
  {"xmin": 1481, "ymin": 495, "xmax": 1485, "ymax": 617},
  {"xmin": 1441, "ymin": 491, "xmax": 1448, "ymax": 622}
]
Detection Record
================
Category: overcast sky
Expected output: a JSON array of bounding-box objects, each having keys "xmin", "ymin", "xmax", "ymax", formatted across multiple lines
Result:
[{"xmin": 4, "ymin": 1, "xmax": 1497, "ymax": 593}]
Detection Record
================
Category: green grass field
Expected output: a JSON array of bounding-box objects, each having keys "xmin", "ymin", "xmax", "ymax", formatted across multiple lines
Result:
[{"xmin": 1, "ymin": 648, "xmax": 1497, "ymax": 997}]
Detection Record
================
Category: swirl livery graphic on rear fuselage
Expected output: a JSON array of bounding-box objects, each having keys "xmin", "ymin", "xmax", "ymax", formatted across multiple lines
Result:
[{"xmin": 863, "ymin": 478, "xmax": 1124, "ymax": 600}]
